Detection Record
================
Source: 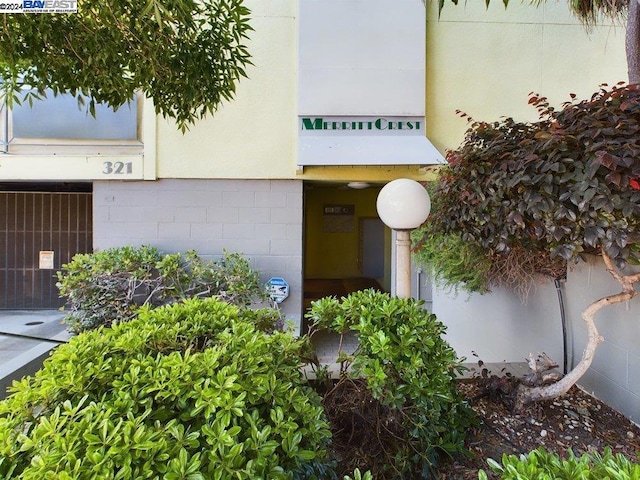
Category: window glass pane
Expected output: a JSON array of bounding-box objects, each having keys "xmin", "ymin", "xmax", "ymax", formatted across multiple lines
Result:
[{"xmin": 12, "ymin": 90, "xmax": 137, "ymax": 140}]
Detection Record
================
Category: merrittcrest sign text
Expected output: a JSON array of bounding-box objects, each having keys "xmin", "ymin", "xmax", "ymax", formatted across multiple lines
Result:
[{"xmin": 299, "ymin": 116, "xmax": 425, "ymax": 136}]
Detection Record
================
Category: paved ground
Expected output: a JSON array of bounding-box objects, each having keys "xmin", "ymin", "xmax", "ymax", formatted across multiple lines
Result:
[{"xmin": 0, "ymin": 310, "xmax": 69, "ymax": 397}]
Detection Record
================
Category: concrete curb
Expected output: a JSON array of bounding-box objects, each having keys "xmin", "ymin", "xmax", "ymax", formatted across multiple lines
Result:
[{"xmin": 0, "ymin": 343, "xmax": 58, "ymax": 399}]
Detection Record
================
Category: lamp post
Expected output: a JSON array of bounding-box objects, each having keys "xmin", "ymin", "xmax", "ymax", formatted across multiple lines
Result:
[{"xmin": 376, "ymin": 179, "xmax": 431, "ymax": 299}]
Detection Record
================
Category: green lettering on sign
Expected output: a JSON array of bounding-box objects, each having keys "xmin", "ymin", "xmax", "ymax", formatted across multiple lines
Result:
[
  {"xmin": 300, "ymin": 117, "xmax": 422, "ymax": 132},
  {"xmin": 301, "ymin": 118, "xmax": 324, "ymax": 130}
]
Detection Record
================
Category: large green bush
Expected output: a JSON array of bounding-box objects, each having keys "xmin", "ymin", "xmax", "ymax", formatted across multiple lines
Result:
[
  {"xmin": 57, "ymin": 246, "xmax": 267, "ymax": 333},
  {"xmin": 480, "ymin": 447, "xmax": 640, "ymax": 479},
  {"xmin": 0, "ymin": 298, "xmax": 331, "ymax": 479},
  {"xmin": 306, "ymin": 289, "xmax": 475, "ymax": 478}
]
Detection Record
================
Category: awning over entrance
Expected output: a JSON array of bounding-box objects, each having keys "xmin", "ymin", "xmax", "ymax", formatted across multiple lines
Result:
[
  {"xmin": 297, "ymin": 116, "xmax": 445, "ymax": 167},
  {"xmin": 298, "ymin": 134, "xmax": 445, "ymax": 166}
]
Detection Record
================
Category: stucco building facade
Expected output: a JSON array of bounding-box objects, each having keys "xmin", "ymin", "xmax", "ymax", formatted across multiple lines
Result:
[{"xmin": 1, "ymin": 1, "xmax": 639, "ymax": 422}]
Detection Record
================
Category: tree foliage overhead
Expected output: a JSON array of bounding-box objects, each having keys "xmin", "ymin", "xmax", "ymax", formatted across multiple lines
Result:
[
  {"xmin": 439, "ymin": 0, "xmax": 627, "ymax": 24},
  {"xmin": 564, "ymin": 0, "xmax": 628, "ymax": 24},
  {"xmin": 415, "ymin": 83, "xmax": 640, "ymax": 296},
  {"xmin": 0, "ymin": 0, "xmax": 253, "ymax": 130}
]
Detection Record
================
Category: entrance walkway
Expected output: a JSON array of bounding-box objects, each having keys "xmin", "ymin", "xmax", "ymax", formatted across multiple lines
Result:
[{"xmin": 0, "ymin": 310, "xmax": 69, "ymax": 398}]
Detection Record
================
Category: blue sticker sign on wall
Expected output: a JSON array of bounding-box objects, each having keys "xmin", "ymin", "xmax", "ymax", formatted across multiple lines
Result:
[{"xmin": 267, "ymin": 277, "xmax": 290, "ymax": 304}]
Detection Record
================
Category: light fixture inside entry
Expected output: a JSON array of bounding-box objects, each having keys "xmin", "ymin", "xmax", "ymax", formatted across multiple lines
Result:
[{"xmin": 347, "ymin": 181, "xmax": 370, "ymax": 189}]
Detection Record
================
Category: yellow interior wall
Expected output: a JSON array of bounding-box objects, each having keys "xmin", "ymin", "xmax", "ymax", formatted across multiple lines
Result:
[{"xmin": 304, "ymin": 185, "xmax": 387, "ymax": 280}]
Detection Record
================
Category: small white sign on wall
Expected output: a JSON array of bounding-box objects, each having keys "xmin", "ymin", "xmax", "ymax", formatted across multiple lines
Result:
[{"xmin": 39, "ymin": 250, "xmax": 55, "ymax": 269}]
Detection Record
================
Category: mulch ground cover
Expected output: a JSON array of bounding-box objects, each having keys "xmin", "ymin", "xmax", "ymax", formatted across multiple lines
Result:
[{"xmin": 438, "ymin": 378, "xmax": 640, "ymax": 479}]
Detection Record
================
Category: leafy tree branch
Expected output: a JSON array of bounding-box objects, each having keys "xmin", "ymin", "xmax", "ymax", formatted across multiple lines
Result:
[{"xmin": 0, "ymin": 0, "xmax": 253, "ymax": 131}]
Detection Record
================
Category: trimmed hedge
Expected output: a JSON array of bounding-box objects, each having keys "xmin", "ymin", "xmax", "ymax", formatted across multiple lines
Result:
[
  {"xmin": 57, "ymin": 246, "xmax": 267, "ymax": 333},
  {"xmin": 0, "ymin": 298, "xmax": 331, "ymax": 479}
]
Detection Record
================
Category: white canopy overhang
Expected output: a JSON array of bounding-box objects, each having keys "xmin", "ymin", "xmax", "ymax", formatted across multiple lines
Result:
[{"xmin": 297, "ymin": 116, "xmax": 445, "ymax": 167}]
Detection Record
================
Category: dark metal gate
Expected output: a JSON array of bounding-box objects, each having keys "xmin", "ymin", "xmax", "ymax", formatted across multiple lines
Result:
[{"xmin": 0, "ymin": 185, "xmax": 92, "ymax": 309}]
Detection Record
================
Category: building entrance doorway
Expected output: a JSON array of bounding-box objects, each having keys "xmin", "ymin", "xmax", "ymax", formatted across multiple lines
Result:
[
  {"xmin": 303, "ymin": 182, "xmax": 390, "ymax": 311},
  {"xmin": 0, "ymin": 183, "xmax": 93, "ymax": 309}
]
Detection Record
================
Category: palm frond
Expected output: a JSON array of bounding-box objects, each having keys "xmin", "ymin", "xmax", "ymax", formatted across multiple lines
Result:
[{"xmin": 567, "ymin": 0, "xmax": 628, "ymax": 25}]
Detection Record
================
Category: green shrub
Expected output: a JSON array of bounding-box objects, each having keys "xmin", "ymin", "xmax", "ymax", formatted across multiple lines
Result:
[
  {"xmin": 413, "ymin": 230, "xmax": 492, "ymax": 295},
  {"xmin": 343, "ymin": 469, "xmax": 373, "ymax": 480},
  {"xmin": 480, "ymin": 447, "xmax": 640, "ymax": 479},
  {"xmin": 57, "ymin": 246, "xmax": 267, "ymax": 333},
  {"xmin": 306, "ymin": 289, "xmax": 475, "ymax": 478},
  {"xmin": 56, "ymin": 244, "xmax": 162, "ymax": 332},
  {"xmin": 0, "ymin": 298, "xmax": 331, "ymax": 479}
]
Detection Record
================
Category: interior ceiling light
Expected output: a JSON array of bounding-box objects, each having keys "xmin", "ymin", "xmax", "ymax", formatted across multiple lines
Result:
[{"xmin": 347, "ymin": 182, "xmax": 371, "ymax": 189}]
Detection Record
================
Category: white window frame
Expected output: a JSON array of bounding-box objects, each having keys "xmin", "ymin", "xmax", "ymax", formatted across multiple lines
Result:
[
  {"xmin": 0, "ymin": 92, "xmax": 156, "ymax": 181},
  {"xmin": 1, "ymin": 91, "xmax": 144, "ymax": 156}
]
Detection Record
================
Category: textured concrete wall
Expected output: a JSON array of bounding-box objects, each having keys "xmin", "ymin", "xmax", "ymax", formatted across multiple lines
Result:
[
  {"xmin": 93, "ymin": 179, "xmax": 304, "ymax": 331},
  {"xmin": 432, "ymin": 281, "xmax": 565, "ymax": 367},
  {"xmin": 432, "ymin": 261, "xmax": 640, "ymax": 425}
]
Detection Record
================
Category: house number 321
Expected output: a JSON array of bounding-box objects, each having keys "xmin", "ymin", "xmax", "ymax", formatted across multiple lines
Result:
[{"xmin": 103, "ymin": 162, "xmax": 133, "ymax": 175}]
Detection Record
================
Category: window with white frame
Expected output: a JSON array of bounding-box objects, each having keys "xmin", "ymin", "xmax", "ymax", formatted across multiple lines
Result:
[{"xmin": 1, "ymin": 90, "xmax": 142, "ymax": 155}]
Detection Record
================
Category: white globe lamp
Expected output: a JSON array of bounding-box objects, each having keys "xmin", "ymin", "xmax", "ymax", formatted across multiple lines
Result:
[{"xmin": 376, "ymin": 179, "xmax": 431, "ymax": 298}]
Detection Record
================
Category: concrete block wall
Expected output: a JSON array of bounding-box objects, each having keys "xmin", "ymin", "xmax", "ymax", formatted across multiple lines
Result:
[
  {"xmin": 432, "ymin": 256, "xmax": 640, "ymax": 424},
  {"xmin": 433, "ymin": 280, "xmax": 565, "ymax": 366},
  {"xmin": 565, "ymin": 257, "xmax": 640, "ymax": 424},
  {"xmin": 93, "ymin": 179, "xmax": 304, "ymax": 331}
]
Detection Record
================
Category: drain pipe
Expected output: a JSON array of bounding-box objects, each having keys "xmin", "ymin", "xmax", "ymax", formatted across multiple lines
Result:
[{"xmin": 554, "ymin": 275, "xmax": 568, "ymax": 374}]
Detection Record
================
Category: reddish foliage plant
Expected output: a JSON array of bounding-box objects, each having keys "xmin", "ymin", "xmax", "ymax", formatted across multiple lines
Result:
[{"xmin": 427, "ymin": 83, "xmax": 640, "ymax": 278}]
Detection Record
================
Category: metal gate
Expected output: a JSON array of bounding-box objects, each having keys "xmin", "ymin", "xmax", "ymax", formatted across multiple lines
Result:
[{"xmin": 0, "ymin": 187, "xmax": 92, "ymax": 309}]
